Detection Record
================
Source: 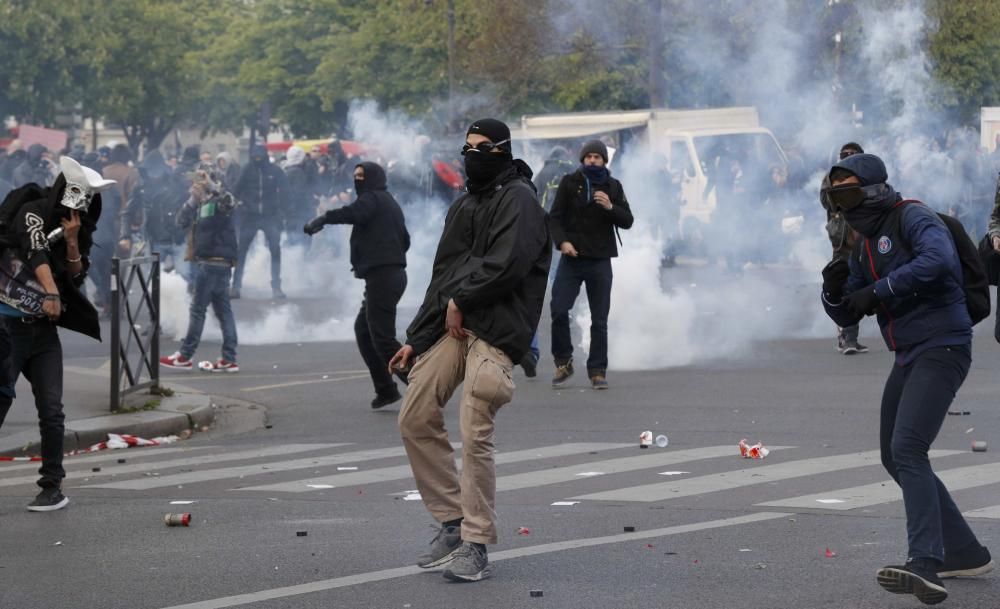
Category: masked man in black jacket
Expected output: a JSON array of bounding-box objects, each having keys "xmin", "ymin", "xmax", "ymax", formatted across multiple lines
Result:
[
  {"xmin": 548, "ymin": 140, "xmax": 634, "ymax": 390},
  {"xmin": 0, "ymin": 156, "xmax": 113, "ymax": 511},
  {"xmin": 232, "ymin": 145, "xmax": 288, "ymax": 300},
  {"xmin": 389, "ymin": 119, "xmax": 551, "ymax": 583},
  {"xmin": 304, "ymin": 162, "xmax": 410, "ymax": 409}
]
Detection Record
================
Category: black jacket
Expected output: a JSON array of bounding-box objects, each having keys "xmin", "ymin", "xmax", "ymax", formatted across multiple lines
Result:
[
  {"xmin": 406, "ymin": 162, "xmax": 551, "ymax": 362},
  {"xmin": 10, "ymin": 176, "xmax": 101, "ymax": 340},
  {"xmin": 177, "ymin": 191, "xmax": 238, "ymax": 264},
  {"xmin": 548, "ymin": 168, "xmax": 633, "ymax": 258},
  {"xmin": 233, "ymin": 159, "xmax": 287, "ymax": 217},
  {"xmin": 284, "ymin": 163, "xmax": 314, "ymax": 224},
  {"xmin": 322, "ymin": 162, "xmax": 409, "ymax": 279},
  {"xmin": 137, "ymin": 150, "xmax": 188, "ymax": 245}
]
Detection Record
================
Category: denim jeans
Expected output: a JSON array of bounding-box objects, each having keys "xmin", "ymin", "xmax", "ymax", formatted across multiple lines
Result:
[
  {"xmin": 180, "ymin": 263, "xmax": 238, "ymax": 362},
  {"xmin": 550, "ymin": 256, "xmax": 613, "ymax": 373},
  {"xmin": 0, "ymin": 318, "xmax": 66, "ymax": 489},
  {"xmin": 355, "ymin": 266, "xmax": 406, "ymax": 395},
  {"xmin": 880, "ymin": 344, "xmax": 980, "ymax": 562}
]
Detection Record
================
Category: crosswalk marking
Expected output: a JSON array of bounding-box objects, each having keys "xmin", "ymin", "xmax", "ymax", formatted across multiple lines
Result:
[
  {"xmin": 757, "ymin": 459, "xmax": 1000, "ymax": 510},
  {"xmin": 570, "ymin": 449, "xmax": 962, "ymax": 503},
  {"xmin": 0, "ymin": 444, "xmax": 344, "ymax": 489},
  {"xmin": 80, "ymin": 444, "xmax": 423, "ymax": 490},
  {"xmin": 964, "ymin": 505, "xmax": 1000, "ymax": 519},
  {"xmin": 495, "ymin": 445, "xmax": 785, "ymax": 492},
  {"xmin": 0, "ymin": 446, "xmax": 198, "ymax": 474},
  {"xmin": 235, "ymin": 443, "xmax": 631, "ymax": 493}
]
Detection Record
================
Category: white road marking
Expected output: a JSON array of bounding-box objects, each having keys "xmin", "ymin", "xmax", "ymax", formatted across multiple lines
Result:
[{"xmin": 155, "ymin": 512, "xmax": 787, "ymax": 609}]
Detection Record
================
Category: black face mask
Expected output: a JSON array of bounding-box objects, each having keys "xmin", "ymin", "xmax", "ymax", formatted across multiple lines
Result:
[
  {"xmin": 354, "ymin": 178, "xmax": 366, "ymax": 194},
  {"xmin": 464, "ymin": 151, "xmax": 512, "ymax": 188}
]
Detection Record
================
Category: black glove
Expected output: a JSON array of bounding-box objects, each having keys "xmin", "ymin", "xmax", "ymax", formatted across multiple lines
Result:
[
  {"xmin": 303, "ymin": 216, "xmax": 326, "ymax": 236},
  {"xmin": 821, "ymin": 258, "xmax": 850, "ymax": 300},
  {"xmin": 843, "ymin": 286, "xmax": 880, "ymax": 318}
]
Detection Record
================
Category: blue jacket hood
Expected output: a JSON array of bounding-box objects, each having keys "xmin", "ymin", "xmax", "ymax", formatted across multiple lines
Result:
[{"xmin": 830, "ymin": 153, "xmax": 887, "ymax": 186}]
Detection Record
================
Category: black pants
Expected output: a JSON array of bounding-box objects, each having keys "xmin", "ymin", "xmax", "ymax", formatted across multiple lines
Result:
[
  {"xmin": 355, "ymin": 266, "xmax": 406, "ymax": 395},
  {"xmin": 0, "ymin": 318, "xmax": 66, "ymax": 489},
  {"xmin": 90, "ymin": 239, "xmax": 114, "ymax": 308},
  {"xmin": 233, "ymin": 215, "xmax": 282, "ymax": 291},
  {"xmin": 550, "ymin": 256, "xmax": 613, "ymax": 373},
  {"xmin": 880, "ymin": 344, "xmax": 980, "ymax": 562}
]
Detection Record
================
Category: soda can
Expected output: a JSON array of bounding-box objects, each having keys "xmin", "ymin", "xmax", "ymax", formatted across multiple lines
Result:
[
  {"xmin": 639, "ymin": 431, "xmax": 653, "ymax": 448},
  {"xmin": 164, "ymin": 513, "xmax": 192, "ymax": 527},
  {"xmin": 972, "ymin": 441, "xmax": 988, "ymax": 453}
]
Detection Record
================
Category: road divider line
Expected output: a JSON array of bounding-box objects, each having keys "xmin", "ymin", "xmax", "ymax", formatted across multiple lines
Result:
[
  {"xmin": 156, "ymin": 512, "xmax": 786, "ymax": 609},
  {"xmin": 242, "ymin": 374, "xmax": 371, "ymax": 392},
  {"xmin": 964, "ymin": 504, "xmax": 1000, "ymax": 519}
]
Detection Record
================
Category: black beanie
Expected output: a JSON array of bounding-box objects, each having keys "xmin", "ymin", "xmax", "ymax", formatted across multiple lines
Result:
[
  {"xmin": 466, "ymin": 118, "xmax": 512, "ymax": 152},
  {"xmin": 579, "ymin": 140, "xmax": 609, "ymax": 163}
]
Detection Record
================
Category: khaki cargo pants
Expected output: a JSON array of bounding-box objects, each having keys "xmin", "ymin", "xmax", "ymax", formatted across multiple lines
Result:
[{"xmin": 398, "ymin": 333, "xmax": 515, "ymax": 545}]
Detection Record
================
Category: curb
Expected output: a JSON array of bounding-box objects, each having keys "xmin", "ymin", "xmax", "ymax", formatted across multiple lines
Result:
[{"xmin": 0, "ymin": 391, "xmax": 216, "ymax": 458}]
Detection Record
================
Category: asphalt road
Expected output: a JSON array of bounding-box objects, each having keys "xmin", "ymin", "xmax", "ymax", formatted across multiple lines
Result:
[{"xmin": 2, "ymin": 269, "xmax": 1000, "ymax": 609}]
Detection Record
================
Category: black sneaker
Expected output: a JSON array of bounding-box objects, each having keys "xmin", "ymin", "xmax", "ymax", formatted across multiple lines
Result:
[
  {"xmin": 939, "ymin": 544, "xmax": 994, "ymax": 579},
  {"xmin": 520, "ymin": 352, "xmax": 538, "ymax": 378},
  {"xmin": 27, "ymin": 487, "xmax": 69, "ymax": 512},
  {"xmin": 877, "ymin": 559, "xmax": 948, "ymax": 605},
  {"xmin": 416, "ymin": 524, "xmax": 462, "ymax": 569},
  {"xmin": 552, "ymin": 359, "xmax": 574, "ymax": 388},
  {"xmin": 371, "ymin": 386, "xmax": 402, "ymax": 409},
  {"xmin": 272, "ymin": 288, "xmax": 287, "ymax": 300},
  {"xmin": 443, "ymin": 542, "xmax": 492, "ymax": 582}
]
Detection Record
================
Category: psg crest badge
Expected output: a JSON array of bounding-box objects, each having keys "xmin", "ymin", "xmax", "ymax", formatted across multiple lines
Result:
[{"xmin": 877, "ymin": 235, "xmax": 892, "ymax": 254}]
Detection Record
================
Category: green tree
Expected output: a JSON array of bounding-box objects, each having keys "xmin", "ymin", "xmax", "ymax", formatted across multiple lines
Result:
[{"xmin": 928, "ymin": 0, "xmax": 1000, "ymax": 123}]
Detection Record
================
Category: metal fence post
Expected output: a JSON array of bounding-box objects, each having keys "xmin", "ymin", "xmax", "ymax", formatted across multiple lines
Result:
[
  {"xmin": 151, "ymin": 253, "xmax": 160, "ymax": 389},
  {"xmin": 110, "ymin": 257, "xmax": 120, "ymax": 412}
]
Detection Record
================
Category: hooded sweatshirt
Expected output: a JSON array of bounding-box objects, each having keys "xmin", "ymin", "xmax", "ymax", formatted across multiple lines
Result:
[
  {"xmin": 233, "ymin": 145, "xmax": 287, "ymax": 217},
  {"xmin": 321, "ymin": 162, "xmax": 409, "ymax": 278},
  {"xmin": 821, "ymin": 153, "xmax": 970, "ymax": 364}
]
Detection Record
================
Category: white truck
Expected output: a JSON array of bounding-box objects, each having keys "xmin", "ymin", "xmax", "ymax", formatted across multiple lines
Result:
[{"xmin": 514, "ymin": 107, "xmax": 788, "ymax": 241}]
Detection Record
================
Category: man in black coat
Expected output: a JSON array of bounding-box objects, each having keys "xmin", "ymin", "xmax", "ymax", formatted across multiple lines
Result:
[
  {"xmin": 12, "ymin": 144, "xmax": 55, "ymax": 189},
  {"xmin": 548, "ymin": 140, "xmax": 634, "ymax": 389},
  {"xmin": 304, "ymin": 161, "xmax": 410, "ymax": 408},
  {"xmin": 0, "ymin": 156, "xmax": 112, "ymax": 511},
  {"xmin": 232, "ymin": 145, "xmax": 288, "ymax": 299},
  {"xmin": 389, "ymin": 119, "xmax": 551, "ymax": 583}
]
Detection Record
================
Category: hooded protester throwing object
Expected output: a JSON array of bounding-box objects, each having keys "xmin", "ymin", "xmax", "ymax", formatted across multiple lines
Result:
[
  {"xmin": 391, "ymin": 119, "xmax": 551, "ymax": 583},
  {"xmin": 304, "ymin": 162, "xmax": 410, "ymax": 408},
  {"xmin": 0, "ymin": 156, "xmax": 114, "ymax": 512},
  {"xmin": 821, "ymin": 153, "xmax": 993, "ymax": 606}
]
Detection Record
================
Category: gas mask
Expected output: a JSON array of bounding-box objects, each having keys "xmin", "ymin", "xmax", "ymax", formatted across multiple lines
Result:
[{"xmin": 58, "ymin": 156, "xmax": 116, "ymax": 212}]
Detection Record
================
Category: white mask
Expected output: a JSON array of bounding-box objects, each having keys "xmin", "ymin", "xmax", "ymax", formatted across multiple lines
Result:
[{"xmin": 58, "ymin": 156, "xmax": 116, "ymax": 212}]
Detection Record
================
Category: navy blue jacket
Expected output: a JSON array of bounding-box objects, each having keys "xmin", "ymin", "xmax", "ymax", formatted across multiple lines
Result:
[{"xmin": 823, "ymin": 200, "xmax": 971, "ymax": 363}]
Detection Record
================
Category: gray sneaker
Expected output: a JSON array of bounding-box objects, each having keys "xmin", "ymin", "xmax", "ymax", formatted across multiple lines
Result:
[
  {"xmin": 443, "ymin": 542, "xmax": 492, "ymax": 582},
  {"xmin": 416, "ymin": 524, "xmax": 462, "ymax": 569}
]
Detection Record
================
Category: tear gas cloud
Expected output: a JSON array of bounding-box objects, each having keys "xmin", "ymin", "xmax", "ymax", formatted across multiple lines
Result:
[{"xmin": 165, "ymin": 0, "xmax": 985, "ymax": 369}]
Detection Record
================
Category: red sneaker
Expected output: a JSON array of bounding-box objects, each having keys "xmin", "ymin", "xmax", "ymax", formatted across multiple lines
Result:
[
  {"xmin": 160, "ymin": 352, "xmax": 193, "ymax": 369},
  {"xmin": 211, "ymin": 359, "xmax": 239, "ymax": 373}
]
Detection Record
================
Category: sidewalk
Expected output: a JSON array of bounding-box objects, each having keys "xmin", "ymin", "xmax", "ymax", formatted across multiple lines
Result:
[{"xmin": 0, "ymin": 351, "xmax": 214, "ymax": 458}]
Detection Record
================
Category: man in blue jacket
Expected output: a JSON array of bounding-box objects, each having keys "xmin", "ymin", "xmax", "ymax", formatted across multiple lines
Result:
[{"xmin": 821, "ymin": 153, "xmax": 992, "ymax": 605}]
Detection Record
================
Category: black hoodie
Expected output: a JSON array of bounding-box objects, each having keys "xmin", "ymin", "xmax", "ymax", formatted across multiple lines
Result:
[
  {"xmin": 7, "ymin": 175, "xmax": 102, "ymax": 340},
  {"xmin": 321, "ymin": 162, "xmax": 410, "ymax": 278},
  {"xmin": 405, "ymin": 162, "xmax": 551, "ymax": 362}
]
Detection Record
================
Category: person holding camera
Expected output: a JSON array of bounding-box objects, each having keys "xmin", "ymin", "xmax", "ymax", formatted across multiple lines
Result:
[
  {"xmin": 548, "ymin": 140, "xmax": 633, "ymax": 389},
  {"xmin": 160, "ymin": 164, "xmax": 239, "ymax": 372},
  {"xmin": 12, "ymin": 144, "xmax": 55, "ymax": 189}
]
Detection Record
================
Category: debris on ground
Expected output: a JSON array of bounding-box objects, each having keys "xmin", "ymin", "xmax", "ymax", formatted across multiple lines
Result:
[
  {"xmin": 825, "ymin": 547, "xmax": 837, "ymax": 558},
  {"xmin": 518, "ymin": 527, "xmax": 531, "ymax": 535},
  {"xmin": 164, "ymin": 513, "xmax": 192, "ymax": 527},
  {"xmin": 738, "ymin": 439, "xmax": 770, "ymax": 459},
  {"xmin": 972, "ymin": 441, "xmax": 988, "ymax": 453}
]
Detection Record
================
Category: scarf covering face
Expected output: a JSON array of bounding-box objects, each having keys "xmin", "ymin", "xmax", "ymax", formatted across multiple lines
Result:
[
  {"xmin": 842, "ymin": 182, "xmax": 901, "ymax": 238},
  {"xmin": 464, "ymin": 151, "xmax": 514, "ymax": 192},
  {"xmin": 581, "ymin": 164, "xmax": 610, "ymax": 185}
]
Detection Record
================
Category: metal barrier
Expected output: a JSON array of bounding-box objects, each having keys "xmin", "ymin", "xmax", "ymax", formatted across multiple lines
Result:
[{"xmin": 110, "ymin": 254, "xmax": 160, "ymax": 410}]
